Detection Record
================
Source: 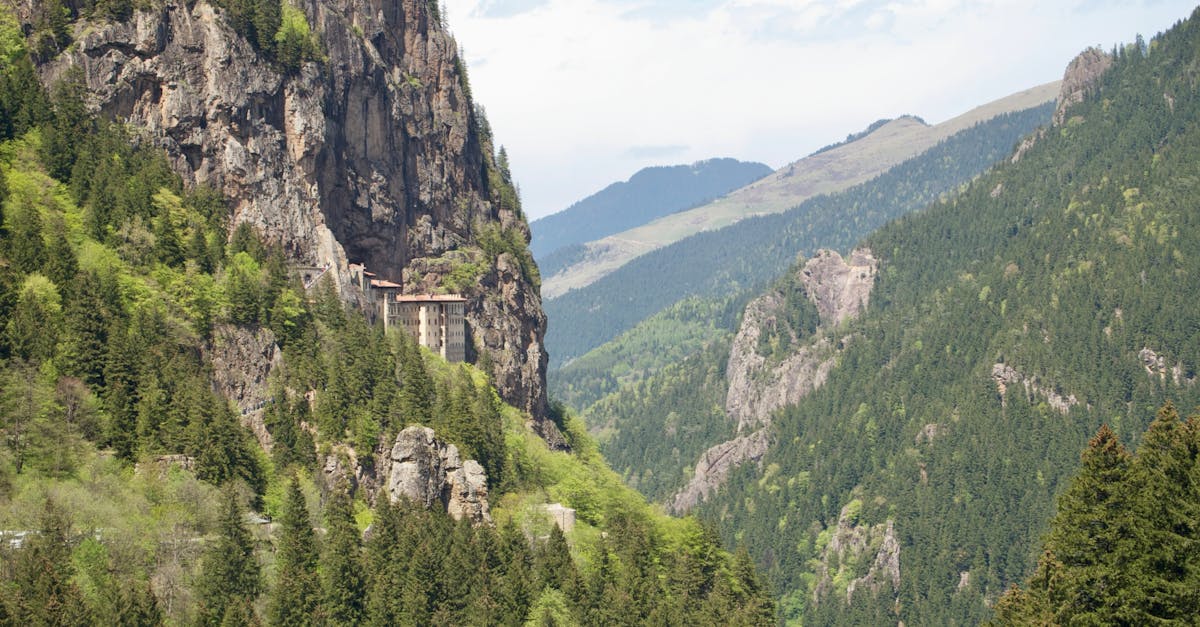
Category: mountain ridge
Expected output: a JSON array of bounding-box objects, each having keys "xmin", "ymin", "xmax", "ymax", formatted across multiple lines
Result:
[
  {"xmin": 545, "ymin": 100, "xmax": 1056, "ymax": 367},
  {"xmin": 530, "ymin": 157, "xmax": 771, "ymax": 262},
  {"xmin": 542, "ymin": 80, "xmax": 1059, "ymax": 299}
]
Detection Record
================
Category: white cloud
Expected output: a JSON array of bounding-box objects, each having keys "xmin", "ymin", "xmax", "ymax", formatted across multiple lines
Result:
[{"xmin": 444, "ymin": 0, "xmax": 1196, "ymax": 219}]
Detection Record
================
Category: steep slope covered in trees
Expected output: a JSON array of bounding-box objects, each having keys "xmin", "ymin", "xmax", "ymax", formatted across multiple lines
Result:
[
  {"xmin": 0, "ymin": 3, "xmax": 776, "ymax": 624},
  {"xmin": 545, "ymin": 102, "xmax": 1054, "ymax": 367},
  {"xmin": 694, "ymin": 14, "xmax": 1200, "ymax": 624}
]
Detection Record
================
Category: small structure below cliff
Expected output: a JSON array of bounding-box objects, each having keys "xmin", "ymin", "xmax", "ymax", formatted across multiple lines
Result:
[{"xmin": 543, "ymin": 503, "xmax": 576, "ymax": 534}]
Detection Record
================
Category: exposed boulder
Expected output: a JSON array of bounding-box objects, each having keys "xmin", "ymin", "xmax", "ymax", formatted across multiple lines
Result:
[
  {"xmin": 386, "ymin": 426, "xmax": 491, "ymax": 525},
  {"xmin": 1138, "ymin": 347, "xmax": 1196, "ymax": 387},
  {"xmin": 991, "ymin": 362, "xmax": 1080, "ymax": 414}
]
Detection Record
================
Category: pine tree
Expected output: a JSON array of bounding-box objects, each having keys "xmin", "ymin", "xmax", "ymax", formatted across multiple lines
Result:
[
  {"xmin": 267, "ymin": 476, "xmax": 320, "ymax": 626},
  {"xmin": 252, "ymin": 0, "xmax": 281, "ymax": 54},
  {"xmin": 228, "ymin": 222, "xmax": 265, "ymax": 262},
  {"xmin": 495, "ymin": 521, "xmax": 533, "ymax": 625},
  {"xmin": 39, "ymin": 69, "xmax": 88, "ymax": 179},
  {"xmin": 993, "ymin": 408, "xmax": 1200, "ymax": 625},
  {"xmin": 193, "ymin": 394, "xmax": 264, "ymax": 494},
  {"xmin": 1119, "ymin": 403, "xmax": 1200, "ymax": 620},
  {"xmin": 153, "ymin": 212, "xmax": 184, "ymax": 267},
  {"xmin": 396, "ymin": 334, "xmax": 433, "ymax": 426},
  {"xmin": 60, "ymin": 272, "xmax": 111, "ymax": 387},
  {"xmin": 7, "ymin": 199, "xmax": 46, "ymax": 275},
  {"xmin": 43, "ymin": 219, "xmax": 78, "ymax": 289},
  {"xmin": 195, "ymin": 490, "xmax": 261, "ymax": 626},
  {"xmin": 224, "ymin": 252, "xmax": 263, "ymax": 325},
  {"xmin": 727, "ymin": 544, "xmax": 775, "ymax": 625},
  {"xmin": 533, "ymin": 525, "xmax": 575, "ymax": 593},
  {"xmin": 1037, "ymin": 424, "xmax": 1136, "ymax": 622},
  {"xmin": 102, "ymin": 320, "xmax": 139, "ymax": 461},
  {"xmin": 7, "ymin": 500, "xmax": 93, "ymax": 625},
  {"xmin": 5, "ymin": 274, "xmax": 62, "ymax": 364},
  {"xmin": 320, "ymin": 482, "xmax": 365, "ymax": 626}
]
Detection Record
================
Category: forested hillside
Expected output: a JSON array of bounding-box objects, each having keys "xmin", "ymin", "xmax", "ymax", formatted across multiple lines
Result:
[
  {"xmin": 692, "ymin": 13, "xmax": 1200, "ymax": 624},
  {"xmin": 550, "ymin": 294, "xmax": 747, "ymax": 413},
  {"xmin": 545, "ymin": 102, "xmax": 1054, "ymax": 367},
  {"xmin": 531, "ymin": 158, "xmax": 771, "ymax": 262},
  {"xmin": 0, "ymin": 6, "xmax": 775, "ymax": 625}
]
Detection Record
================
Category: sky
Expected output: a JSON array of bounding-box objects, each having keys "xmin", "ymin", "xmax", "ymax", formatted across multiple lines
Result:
[{"xmin": 442, "ymin": 0, "xmax": 1197, "ymax": 220}]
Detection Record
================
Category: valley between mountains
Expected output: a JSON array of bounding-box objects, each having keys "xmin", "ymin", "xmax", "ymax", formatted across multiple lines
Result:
[{"xmin": 2, "ymin": 0, "xmax": 1199, "ymax": 625}]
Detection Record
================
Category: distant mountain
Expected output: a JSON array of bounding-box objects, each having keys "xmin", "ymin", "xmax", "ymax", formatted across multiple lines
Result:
[
  {"xmin": 545, "ymin": 101, "xmax": 1056, "ymax": 367},
  {"xmin": 529, "ymin": 158, "xmax": 772, "ymax": 260},
  {"xmin": 541, "ymin": 82, "xmax": 1059, "ymax": 299}
]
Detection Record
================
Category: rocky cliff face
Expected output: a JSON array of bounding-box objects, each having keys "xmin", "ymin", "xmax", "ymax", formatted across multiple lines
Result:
[
  {"xmin": 32, "ymin": 0, "xmax": 553, "ymax": 436},
  {"xmin": 725, "ymin": 249, "xmax": 875, "ymax": 433},
  {"xmin": 671, "ymin": 249, "xmax": 877, "ymax": 513},
  {"xmin": 206, "ymin": 324, "xmax": 283, "ymax": 451},
  {"xmin": 670, "ymin": 429, "xmax": 768, "ymax": 514}
]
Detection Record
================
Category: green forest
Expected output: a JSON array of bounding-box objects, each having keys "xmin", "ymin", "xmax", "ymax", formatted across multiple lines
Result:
[
  {"xmin": 544, "ymin": 101, "xmax": 1054, "ymax": 367},
  {"xmin": 685, "ymin": 12, "xmax": 1200, "ymax": 625},
  {"xmin": 0, "ymin": 4, "xmax": 776, "ymax": 625}
]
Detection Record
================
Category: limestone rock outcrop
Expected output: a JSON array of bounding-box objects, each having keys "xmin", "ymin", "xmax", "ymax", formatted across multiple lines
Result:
[
  {"xmin": 1054, "ymin": 47, "xmax": 1114, "ymax": 125},
  {"xmin": 386, "ymin": 426, "xmax": 491, "ymax": 524},
  {"xmin": 799, "ymin": 249, "xmax": 878, "ymax": 328},
  {"xmin": 1138, "ymin": 347, "xmax": 1196, "ymax": 387},
  {"xmin": 670, "ymin": 429, "xmax": 769, "ymax": 514},
  {"xmin": 812, "ymin": 501, "xmax": 900, "ymax": 606},
  {"xmin": 671, "ymin": 249, "xmax": 877, "ymax": 513},
  {"xmin": 991, "ymin": 362, "xmax": 1080, "ymax": 415},
  {"xmin": 726, "ymin": 248, "xmax": 876, "ymax": 433},
  {"xmin": 30, "ymin": 0, "xmax": 554, "ymax": 440}
]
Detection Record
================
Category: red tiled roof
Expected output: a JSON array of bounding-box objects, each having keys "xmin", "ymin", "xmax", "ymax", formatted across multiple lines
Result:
[
  {"xmin": 394, "ymin": 294, "xmax": 467, "ymax": 302},
  {"xmin": 369, "ymin": 279, "xmax": 402, "ymax": 289}
]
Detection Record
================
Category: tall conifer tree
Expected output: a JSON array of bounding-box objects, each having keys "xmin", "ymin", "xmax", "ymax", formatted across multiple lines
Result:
[
  {"xmin": 195, "ymin": 490, "xmax": 261, "ymax": 626},
  {"xmin": 268, "ymin": 476, "xmax": 320, "ymax": 626}
]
